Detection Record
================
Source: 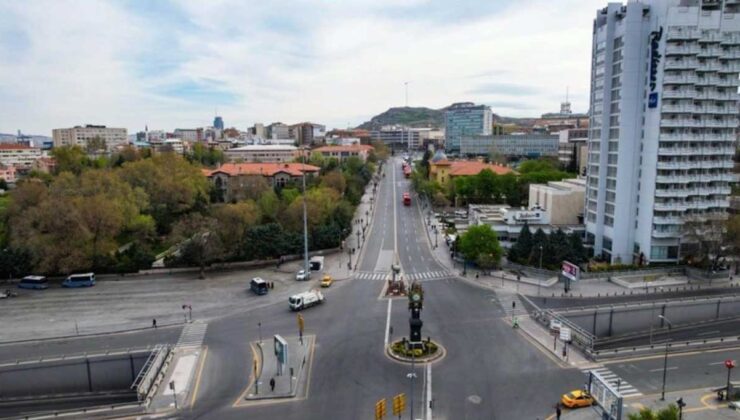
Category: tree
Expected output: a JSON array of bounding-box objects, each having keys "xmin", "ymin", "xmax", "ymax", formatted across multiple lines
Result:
[
  {"xmin": 257, "ymin": 189, "xmax": 280, "ymax": 223},
  {"xmin": 433, "ymin": 191, "xmax": 450, "ymax": 207},
  {"xmin": 243, "ymin": 223, "xmax": 301, "ymax": 260},
  {"xmin": 119, "ymin": 153, "xmax": 209, "ymax": 233},
  {"xmin": 86, "ymin": 135, "xmax": 107, "ymax": 154},
  {"xmin": 169, "ymin": 213, "xmax": 221, "ymax": 278},
  {"xmin": 457, "ymin": 224, "xmax": 503, "ymax": 269},
  {"xmin": 529, "ymin": 228, "xmax": 548, "ymax": 266},
  {"xmin": 726, "ymin": 214, "xmax": 740, "ymax": 263},
  {"xmin": 212, "ymin": 201, "xmax": 261, "ymax": 259},
  {"xmin": 682, "ymin": 214, "xmax": 730, "ymax": 271},
  {"xmin": 508, "ymin": 223, "xmax": 533, "ymax": 264},
  {"xmin": 51, "ymin": 145, "xmax": 89, "ymax": 175},
  {"xmin": 627, "ymin": 404, "xmax": 679, "ymax": 420},
  {"xmin": 473, "ymin": 169, "xmax": 497, "ymax": 203},
  {"xmin": 418, "ymin": 149, "xmax": 432, "ymax": 178},
  {"xmin": 320, "ymin": 171, "xmax": 346, "ymax": 195},
  {"xmin": 370, "ymin": 141, "xmax": 390, "ymax": 160}
]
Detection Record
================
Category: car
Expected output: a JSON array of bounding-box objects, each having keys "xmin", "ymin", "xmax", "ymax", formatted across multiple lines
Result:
[
  {"xmin": 561, "ymin": 390, "xmax": 595, "ymax": 408},
  {"xmin": 296, "ymin": 269, "xmax": 310, "ymax": 281},
  {"xmin": 320, "ymin": 275, "xmax": 333, "ymax": 288}
]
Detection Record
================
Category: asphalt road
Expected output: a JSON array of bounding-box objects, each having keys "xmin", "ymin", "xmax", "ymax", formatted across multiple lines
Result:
[
  {"xmin": 604, "ymin": 348, "xmax": 740, "ymax": 395},
  {"xmin": 16, "ymin": 156, "xmax": 738, "ymax": 419}
]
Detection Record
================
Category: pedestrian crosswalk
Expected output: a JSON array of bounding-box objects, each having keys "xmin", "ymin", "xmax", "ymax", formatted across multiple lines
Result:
[
  {"xmin": 406, "ymin": 271, "xmax": 452, "ymax": 281},
  {"xmin": 355, "ymin": 271, "xmax": 390, "ymax": 281},
  {"xmin": 494, "ymin": 293, "xmax": 528, "ymax": 318},
  {"xmin": 584, "ymin": 366, "xmax": 643, "ymax": 398},
  {"xmin": 354, "ymin": 270, "xmax": 452, "ymax": 281},
  {"xmin": 176, "ymin": 321, "xmax": 208, "ymax": 349}
]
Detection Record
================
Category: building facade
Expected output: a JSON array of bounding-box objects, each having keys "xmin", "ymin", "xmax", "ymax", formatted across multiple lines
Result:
[
  {"xmin": 213, "ymin": 116, "xmax": 224, "ymax": 130},
  {"xmin": 291, "ymin": 122, "xmax": 326, "ymax": 145},
  {"xmin": 203, "ymin": 163, "xmax": 320, "ymax": 202},
  {"xmin": 52, "ymin": 125, "xmax": 128, "ymax": 152},
  {"xmin": 0, "ymin": 144, "xmax": 42, "ymax": 169},
  {"xmin": 585, "ymin": 0, "xmax": 739, "ymax": 264},
  {"xmin": 428, "ymin": 150, "xmax": 514, "ymax": 188},
  {"xmin": 444, "ymin": 102, "xmax": 492, "ymax": 154},
  {"xmin": 460, "ymin": 134, "xmax": 559, "ymax": 158},
  {"xmin": 529, "ymin": 178, "xmax": 586, "ymax": 225},
  {"xmin": 313, "ymin": 144, "xmax": 374, "ymax": 162},
  {"xmin": 224, "ymin": 145, "xmax": 299, "ymax": 163},
  {"xmin": 558, "ymin": 128, "xmax": 590, "ymax": 175}
]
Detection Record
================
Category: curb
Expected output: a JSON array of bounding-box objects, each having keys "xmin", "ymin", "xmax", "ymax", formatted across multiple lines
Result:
[{"xmin": 385, "ymin": 341, "xmax": 446, "ymax": 364}]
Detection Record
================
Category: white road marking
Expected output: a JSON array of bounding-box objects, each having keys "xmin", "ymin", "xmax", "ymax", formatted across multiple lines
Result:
[
  {"xmin": 697, "ymin": 330, "xmax": 720, "ymax": 336},
  {"xmin": 426, "ymin": 363, "xmax": 433, "ymax": 420},
  {"xmin": 649, "ymin": 367, "xmax": 678, "ymax": 372},
  {"xmin": 384, "ymin": 299, "xmax": 392, "ymax": 349}
]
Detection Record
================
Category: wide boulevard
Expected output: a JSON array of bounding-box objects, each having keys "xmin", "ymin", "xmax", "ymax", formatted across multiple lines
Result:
[{"xmin": 0, "ymin": 157, "xmax": 647, "ymax": 419}]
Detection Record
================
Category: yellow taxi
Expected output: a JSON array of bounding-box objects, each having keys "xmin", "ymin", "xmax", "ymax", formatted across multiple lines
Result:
[
  {"xmin": 320, "ymin": 275, "xmax": 333, "ymax": 288},
  {"xmin": 561, "ymin": 390, "xmax": 594, "ymax": 408}
]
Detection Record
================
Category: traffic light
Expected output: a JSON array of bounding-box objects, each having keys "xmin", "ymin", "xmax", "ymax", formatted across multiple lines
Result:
[
  {"xmin": 375, "ymin": 398, "xmax": 387, "ymax": 420},
  {"xmin": 392, "ymin": 393, "xmax": 406, "ymax": 416}
]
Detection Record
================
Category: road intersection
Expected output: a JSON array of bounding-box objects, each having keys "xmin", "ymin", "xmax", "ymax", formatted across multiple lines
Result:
[{"xmin": 1, "ymin": 157, "xmax": 739, "ymax": 419}]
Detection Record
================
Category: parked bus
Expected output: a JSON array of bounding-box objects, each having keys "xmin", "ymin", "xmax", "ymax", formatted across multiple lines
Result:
[
  {"xmin": 18, "ymin": 275, "xmax": 48, "ymax": 290},
  {"xmin": 403, "ymin": 192, "xmax": 411, "ymax": 206},
  {"xmin": 250, "ymin": 277, "xmax": 269, "ymax": 295},
  {"xmin": 62, "ymin": 273, "xmax": 96, "ymax": 288}
]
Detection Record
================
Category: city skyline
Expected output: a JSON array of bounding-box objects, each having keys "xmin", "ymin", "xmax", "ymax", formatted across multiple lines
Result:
[{"xmin": 0, "ymin": 0, "xmax": 597, "ymax": 135}]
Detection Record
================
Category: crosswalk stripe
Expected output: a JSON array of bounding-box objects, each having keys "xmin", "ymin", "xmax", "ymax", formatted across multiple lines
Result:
[{"xmin": 581, "ymin": 367, "xmax": 643, "ymax": 397}]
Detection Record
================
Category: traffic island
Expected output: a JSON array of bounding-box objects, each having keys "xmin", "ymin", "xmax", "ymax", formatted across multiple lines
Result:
[
  {"xmin": 239, "ymin": 334, "xmax": 315, "ymax": 404},
  {"xmin": 387, "ymin": 338, "xmax": 445, "ymax": 363}
]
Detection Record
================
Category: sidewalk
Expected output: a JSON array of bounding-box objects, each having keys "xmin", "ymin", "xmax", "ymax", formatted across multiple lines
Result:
[{"xmin": 558, "ymin": 388, "xmax": 740, "ymax": 419}]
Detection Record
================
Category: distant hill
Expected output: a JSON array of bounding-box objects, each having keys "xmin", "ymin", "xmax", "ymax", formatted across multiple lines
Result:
[
  {"xmin": 356, "ymin": 106, "xmax": 536, "ymax": 130},
  {"xmin": 356, "ymin": 107, "xmax": 445, "ymax": 130}
]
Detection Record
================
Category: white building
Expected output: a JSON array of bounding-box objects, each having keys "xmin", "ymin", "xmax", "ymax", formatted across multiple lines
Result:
[
  {"xmin": 223, "ymin": 145, "xmax": 299, "ymax": 163},
  {"xmin": 0, "ymin": 144, "xmax": 42, "ymax": 169},
  {"xmin": 585, "ymin": 0, "xmax": 739, "ymax": 264},
  {"xmin": 52, "ymin": 125, "xmax": 128, "ymax": 152}
]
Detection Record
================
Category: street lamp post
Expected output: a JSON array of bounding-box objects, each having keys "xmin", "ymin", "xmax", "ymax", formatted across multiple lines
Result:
[
  {"xmin": 538, "ymin": 245, "xmax": 543, "ymax": 296},
  {"xmin": 659, "ymin": 315, "xmax": 673, "ymax": 400},
  {"xmin": 301, "ymin": 148, "xmax": 309, "ymax": 279}
]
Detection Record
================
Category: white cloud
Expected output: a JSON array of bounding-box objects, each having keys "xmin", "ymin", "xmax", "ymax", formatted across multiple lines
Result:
[{"xmin": 0, "ymin": 0, "xmax": 601, "ymax": 135}]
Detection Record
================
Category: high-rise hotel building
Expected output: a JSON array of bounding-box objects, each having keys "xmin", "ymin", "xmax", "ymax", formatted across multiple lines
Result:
[{"xmin": 585, "ymin": 0, "xmax": 738, "ymax": 264}]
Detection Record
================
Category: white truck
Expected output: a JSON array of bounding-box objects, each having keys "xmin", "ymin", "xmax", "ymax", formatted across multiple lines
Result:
[{"xmin": 288, "ymin": 290, "xmax": 325, "ymax": 311}]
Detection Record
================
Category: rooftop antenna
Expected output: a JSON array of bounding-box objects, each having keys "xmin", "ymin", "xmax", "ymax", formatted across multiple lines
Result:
[{"xmin": 404, "ymin": 81, "xmax": 410, "ymax": 107}]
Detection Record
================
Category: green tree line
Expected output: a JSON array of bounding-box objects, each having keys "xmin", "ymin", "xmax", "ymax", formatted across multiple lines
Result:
[{"xmin": 0, "ymin": 145, "xmax": 377, "ymax": 276}]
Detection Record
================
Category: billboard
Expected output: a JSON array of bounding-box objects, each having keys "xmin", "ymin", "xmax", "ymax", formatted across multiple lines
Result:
[{"xmin": 561, "ymin": 261, "xmax": 580, "ymax": 282}]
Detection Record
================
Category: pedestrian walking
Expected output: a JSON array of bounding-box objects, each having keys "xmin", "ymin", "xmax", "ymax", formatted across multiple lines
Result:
[
  {"xmin": 152, "ymin": 318, "xmax": 157, "ymax": 329},
  {"xmin": 556, "ymin": 404, "xmax": 562, "ymax": 420},
  {"xmin": 512, "ymin": 301, "xmax": 516, "ymax": 309},
  {"xmin": 269, "ymin": 377, "xmax": 275, "ymax": 392}
]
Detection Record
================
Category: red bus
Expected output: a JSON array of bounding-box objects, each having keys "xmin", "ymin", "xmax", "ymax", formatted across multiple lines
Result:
[
  {"xmin": 402, "ymin": 192, "xmax": 411, "ymax": 206},
  {"xmin": 403, "ymin": 166, "xmax": 412, "ymax": 178}
]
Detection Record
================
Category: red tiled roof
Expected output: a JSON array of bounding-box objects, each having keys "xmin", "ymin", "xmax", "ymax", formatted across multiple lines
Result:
[
  {"xmin": 313, "ymin": 144, "xmax": 374, "ymax": 153},
  {"xmin": 447, "ymin": 161, "xmax": 514, "ymax": 176},
  {"xmin": 203, "ymin": 163, "xmax": 320, "ymax": 178}
]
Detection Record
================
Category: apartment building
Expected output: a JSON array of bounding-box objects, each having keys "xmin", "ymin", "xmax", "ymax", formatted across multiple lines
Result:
[
  {"xmin": 52, "ymin": 125, "xmax": 128, "ymax": 151},
  {"xmin": 585, "ymin": 0, "xmax": 739, "ymax": 264},
  {"xmin": 0, "ymin": 144, "xmax": 42, "ymax": 169}
]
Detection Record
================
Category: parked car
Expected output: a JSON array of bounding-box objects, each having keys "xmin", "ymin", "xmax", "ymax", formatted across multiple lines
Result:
[
  {"xmin": 296, "ymin": 270, "xmax": 310, "ymax": 281},
  {"xmin": 561, "ymin": 390, "xmax": 594, "ymax": 408}
]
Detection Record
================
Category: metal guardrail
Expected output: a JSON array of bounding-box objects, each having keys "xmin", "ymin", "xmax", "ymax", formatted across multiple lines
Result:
[
  {"xmin": 131, "ymin": 344, "xmax": 170, "ymax": 402},
  {"xmin": 0, "ymin": 346, "xmax": 157, "ymax": 368},
  {"xmin": 551, "ymin": 291, "xmax": 740, "ymax": 314},
  {"xmin": 532, "ymin": 309, "xmax": 596, "ymax": 355},
  {"xmin": 593, "ymin": 335, "xmax": 740, "ymax": 360}
]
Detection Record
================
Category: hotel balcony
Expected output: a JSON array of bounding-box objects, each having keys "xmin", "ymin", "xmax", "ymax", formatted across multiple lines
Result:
[{"xmin": 653, "ymin": 216, "xmax": 684, "ymax": 225}]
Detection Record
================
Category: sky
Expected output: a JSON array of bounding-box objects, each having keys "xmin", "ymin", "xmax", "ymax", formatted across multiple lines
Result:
[{"xmin": 0, "ymin": 0, "xmax": 602, "ymax": 135}]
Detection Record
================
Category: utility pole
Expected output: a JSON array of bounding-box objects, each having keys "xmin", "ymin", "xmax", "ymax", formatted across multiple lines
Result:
[
  {"xmin": 301, "ymin": 146, "xmax": 309, "ymax": 277},
  {"xmin": 659, "ymin": 315, "xmax": 673, "ymax": 401},
  {"xmin": 538, "ymin": 245, "xmax": 543, "ymax": 296},
  {"xmin": 404, "ymin": 81, "xmax": 409, "ymax": 107}
]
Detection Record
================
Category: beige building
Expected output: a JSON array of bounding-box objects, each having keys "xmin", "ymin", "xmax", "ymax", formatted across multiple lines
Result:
[
  {"xmin": 52, "ymin": 125, "xmax": 128, "ymax": 152},
  {"xmin": 528, "ymin": 178, "xmax": 586, "ymax": 225},
  {"xmin": 224, "ymin": 145, "xmax": 299, "ymax": 163},
  {"xmin": 313, "ymin": 144, "xmax": 374, "ymax": 162},
  {"xmin": 0, "ymin": 144, "xmax": 42, "ymax": 169}
]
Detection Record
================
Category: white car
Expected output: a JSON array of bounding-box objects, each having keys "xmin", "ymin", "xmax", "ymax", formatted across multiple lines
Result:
[
  {"xmin": 296, "ymin": 270, "xmax": 310, "ymax": 281},
  {"xmin": 549, "ymin": 319, "xmax": 563, "ymax": 332}
]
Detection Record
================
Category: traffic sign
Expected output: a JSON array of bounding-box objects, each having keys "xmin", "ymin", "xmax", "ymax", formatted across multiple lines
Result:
[
  {"xmin": 375, "ymin": 398, "xmax": 387, "ymax": 419},
  {"xmin": 725, "ymin": 359, "xmax": 736, "ymax": 369},
  {"xmin": 559, "ymin": 327, "xmax": 572, "ymax": 342}
]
